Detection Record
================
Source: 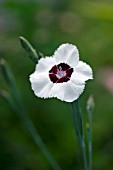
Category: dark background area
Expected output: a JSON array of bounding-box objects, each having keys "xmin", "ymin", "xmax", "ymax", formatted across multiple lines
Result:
[{"xmin": 0, "ymin": 0, "xmax": 113, "ymax": 169}]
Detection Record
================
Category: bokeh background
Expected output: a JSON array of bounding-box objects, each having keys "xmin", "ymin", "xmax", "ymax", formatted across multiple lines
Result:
[{"xmin": 0, "ymin": 0, "xmax": 113, "ymax": 170}]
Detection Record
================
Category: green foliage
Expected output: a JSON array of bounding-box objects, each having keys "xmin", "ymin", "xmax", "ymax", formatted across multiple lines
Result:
[{"xmin": 0, "ymin": 0, "xmax": 113, "ymax": 170}]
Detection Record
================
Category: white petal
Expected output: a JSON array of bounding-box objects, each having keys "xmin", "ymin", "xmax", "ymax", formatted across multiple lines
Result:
[
  {"xmin": 49, "ymin": 81, "xmax": 85, "ymax": 102},
  {"xmin": 53, "ymin": 43, "xmax": 79, "ymax": 67},
  {"xmin": 30, "ymin": 72, "xmax": 54, "ymax": 98},
  {"xmin": 29, "ymin": 56, "xmax": 56, "ymax": 98},
  {"xmin": 74, "ymin": 61, "xmax": 93, "ymax": 82},
  {"xmin": 35, "ymin": 56, "xmax": 56, "ymax": 74}
]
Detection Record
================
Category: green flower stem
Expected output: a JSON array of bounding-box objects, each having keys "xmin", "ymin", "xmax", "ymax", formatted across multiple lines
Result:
[
  {"xmin": 86, "ymin": 96, "xmax": 94, "ymax": 170},
  {"xmin": 72, "ymin": 100, "xmax": 83, "ymax": 138},
  {"xmin": 81, "ymin": 140, "xmax": 88, "ymax": 170},
  {"xmin": 74, "ymin": 100, "xmax": 88, "ymax": 170},
  {"xmin": 66, "ymin": 103, "xmax": 82, "ymax": 142},
  {"xmin": 12, "ymin": 92, "xmax": 61, "ymax": 170},
  {"xmin": 0, "ymin": 59, "xmax": 61, "ymax": 170},
  {"xmin": 2, "ymin": 91, "xmax": 61, "ymax": 170},
  {"xmin": 68, "ymin": 99, "xmax": 88, "ymax": 170},
  {"xmin": 87, "ymin": 111, "xmax": 92, "ymax": 170}
]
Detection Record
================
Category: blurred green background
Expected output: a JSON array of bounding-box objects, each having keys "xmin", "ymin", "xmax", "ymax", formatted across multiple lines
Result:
[{"xmin": 0, "ymin": 0, "xmax": 113, "ymax": 170}]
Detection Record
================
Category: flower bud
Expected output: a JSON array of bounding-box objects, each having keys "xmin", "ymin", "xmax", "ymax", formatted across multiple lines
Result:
[
  {"xmin": 19, "ymin": 36, "xmax": 39, "ymax": 63},
  {"xmin": 86, "ymin": 95, "xmax": 95, "ymax": 113}
]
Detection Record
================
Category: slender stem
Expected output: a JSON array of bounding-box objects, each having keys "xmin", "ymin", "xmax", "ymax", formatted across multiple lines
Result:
[
  {"xmin": 4, "ymin": 90, "xmax": 61, "ymax": 170},
  {"xmin": 68, "ymin": 99, "xmax": 88, "ymax": 170},
  {"xmin": 13, "ymin": 90, "xmax": 61, "ymax": 170},
  {"xmin": 74, "ymin": 100, "xmax": 88, "ymax": 170},
  {"xmin": 66, "ymin": 103, "xmax": 82, "ymax": 142},
  {"xmin": 86, "ymin": 95, "xmax": 94, "ymax": 170},
  {"xmin": 73, "ymin": 100, "xmax": 83, "ymax": 137},
  {"xmin": 22, "ymin": 113, "xmax": 61, "ymax": 170},
  {"xmin": 0, "ymin": 60, "xmax": 61, "ymax": 170},
  {"xmin": 81, "ymin": 140, "xmax": 88, "ymax": 170},
  {"xmin": 87, "ymin": 112, "xmax": 92, "ymax": 170}
]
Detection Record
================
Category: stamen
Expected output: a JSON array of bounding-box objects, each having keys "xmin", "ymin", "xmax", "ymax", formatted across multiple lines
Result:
[{"xmin": 49, "ymin": 63, "xmax": 73, "ymax": 83}]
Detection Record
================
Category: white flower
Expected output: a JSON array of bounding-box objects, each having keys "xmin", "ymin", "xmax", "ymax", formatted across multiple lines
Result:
[{"xmin": 29, "ymin": 44, "xmax": 93, "ymax": 102}]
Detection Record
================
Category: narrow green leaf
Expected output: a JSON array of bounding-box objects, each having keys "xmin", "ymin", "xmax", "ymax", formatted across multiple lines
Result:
[
  {"xmin": 0, "ymin": 60, "xmax": 61, "ymax": 170},
  {"xmin": 0, "ymin": 59, "xmax": 16, "ymax": 88},
  {"xmin": 0, "ymin": 90, "xmax": 21, "ymax": 118}
]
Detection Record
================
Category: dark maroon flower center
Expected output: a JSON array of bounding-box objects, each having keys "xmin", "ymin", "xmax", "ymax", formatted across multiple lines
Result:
[{"xmin": 49, "ymin": 63, "xmax": 73, "ymax": 83}]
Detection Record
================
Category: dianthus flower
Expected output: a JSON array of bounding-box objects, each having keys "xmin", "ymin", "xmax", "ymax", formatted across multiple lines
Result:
[{"xmin": 30, "ymin": 44, "xmax": 93, "ymax": 102}]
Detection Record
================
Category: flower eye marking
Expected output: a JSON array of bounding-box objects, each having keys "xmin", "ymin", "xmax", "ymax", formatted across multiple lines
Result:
[{"xmin": 49, "ymin": 63, "xmax": 73, "ymax": 83}]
